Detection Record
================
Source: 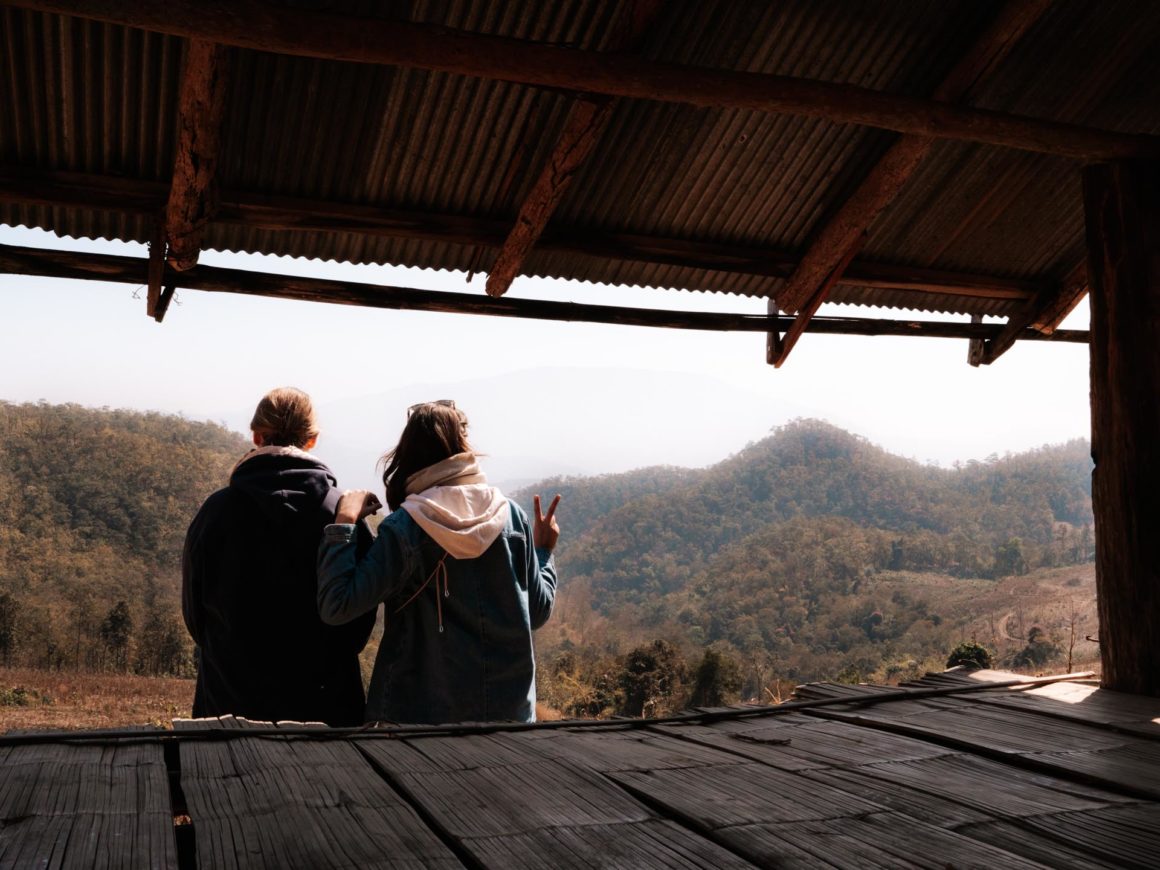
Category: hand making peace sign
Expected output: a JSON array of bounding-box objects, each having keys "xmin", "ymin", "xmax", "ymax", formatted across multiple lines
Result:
[{"xmin": 533, "ymin": 494, "xmax": 562, "ymax": 552}]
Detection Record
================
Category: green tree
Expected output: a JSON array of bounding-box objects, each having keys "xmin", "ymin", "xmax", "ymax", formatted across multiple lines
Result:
[
  {"xmin": 135, "ymin": 605, "xmax": 190, "ymax": 676},
  {"xmin": 618, "ymin": 640, "xmax": 687, "ymax": 717},
  {"xmin": 946, "ymin": 641, "xmax": 992, "ymax": 670},
  {"xmin": 0, "ymin": 593, "xmax": 16, "ymax": 666},
  {"xmin": 99, "ymin": 601, "xmax": 133, "ymax": 671},
  {"xmin": 1011, "ymin": 626, "xmax": 1060, "ymax": 670},
  {"xmin": 688, "ymin": 647, "xmax": 743, "ymax": 707}
]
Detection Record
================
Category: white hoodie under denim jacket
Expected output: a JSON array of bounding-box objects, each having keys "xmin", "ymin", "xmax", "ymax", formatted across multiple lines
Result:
[{"xmin": 317, "ymin": 453, "xmax": 556, "ymax": 724}]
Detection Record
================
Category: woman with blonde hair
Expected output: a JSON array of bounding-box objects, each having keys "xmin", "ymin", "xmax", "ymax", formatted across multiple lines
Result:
[
  {"xmin": 317, "ymin": 401, "xmax": 559, "ymax": 724},
  {"xmin": 183, "ymin": 387, "xmax": 374, "ymax": 725}
]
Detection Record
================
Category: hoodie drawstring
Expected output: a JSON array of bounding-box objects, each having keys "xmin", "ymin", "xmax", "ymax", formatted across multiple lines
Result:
[{"xmin": 395, "ymin": 552, "xmax": 450, "ymax": 632}]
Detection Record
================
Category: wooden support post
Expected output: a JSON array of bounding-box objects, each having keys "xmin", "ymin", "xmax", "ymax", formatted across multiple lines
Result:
[
  {"xmin": 1083, "ymin": 160, "xmax": 1160, "ymax": 696},
  {"xmin": 146, "ymin": 220, "xmax": 165, "ymax": 318},
  {"xmin": 485, "ymin": 1, "xmax": 662, "ymax": 297},
  {"xmin": 154, "ymin": 284, "xmax": 176, "ymax": 322},
  {"xmin": 9, "ymin": 0, "xmax": 1160, "ymax": 161},
  {"xmin": 770, "ymin": 0, "xmax": 1050, "ymax": 362},
  {"xmin": 165, "ymin": 39, "xmax": 231, "ymax": 271},
  {"xmin": 967, "ymin": 314, "xmax": 985, "ymax": 365}
]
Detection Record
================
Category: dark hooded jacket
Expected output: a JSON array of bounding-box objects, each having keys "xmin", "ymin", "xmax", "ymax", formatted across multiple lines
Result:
[{"xmin": 182, "ymin": 447, "xmax": 375, "ymax": 725}]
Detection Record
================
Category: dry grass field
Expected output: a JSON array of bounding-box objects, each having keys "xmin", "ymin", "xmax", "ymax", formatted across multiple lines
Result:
[{"xmin": 0, "ymin": 667, "xmax": 193, "ymax": 733}]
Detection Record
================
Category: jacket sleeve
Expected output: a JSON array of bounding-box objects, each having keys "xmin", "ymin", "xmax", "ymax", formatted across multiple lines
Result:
[
  {"xmin": 521, "ymin": 503, "xmax": 557, "ymax": 630},
  {"xmin": 317, "ymin": 519, "xmax": 409, "ymax": 625},
  {"xmin": 181, "ymin": 511, "xmax": 204, "ymax": 645}
]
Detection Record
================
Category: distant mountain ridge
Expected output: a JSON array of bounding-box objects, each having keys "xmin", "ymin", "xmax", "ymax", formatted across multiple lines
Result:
[
  {"xmin": 519, "ymin": 420, "xmax": 1096, "ymax": 697},
  {"xmin": 517, "ymin": 419, "xmax": 1092, "ymax": 609}
]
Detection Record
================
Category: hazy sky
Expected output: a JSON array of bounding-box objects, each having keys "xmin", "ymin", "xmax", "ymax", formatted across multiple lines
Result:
[{"xmin": 1, "ymin": 224, "xmax": 1091, "ymax": 491}]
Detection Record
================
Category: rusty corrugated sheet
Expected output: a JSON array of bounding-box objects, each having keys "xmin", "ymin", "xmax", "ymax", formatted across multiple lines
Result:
[{"xmin": 1, "ymin": 0, "xmax": 1158, "ymax": 317}]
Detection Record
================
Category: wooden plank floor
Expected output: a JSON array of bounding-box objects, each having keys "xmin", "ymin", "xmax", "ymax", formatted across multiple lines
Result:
[
  {"xmin": 4, "ymin": 672, "xmax": 1160, "ymax": 868},
  {"xmin": 0, "ymin": 734, "xmax": 176, "ymax": 869}
]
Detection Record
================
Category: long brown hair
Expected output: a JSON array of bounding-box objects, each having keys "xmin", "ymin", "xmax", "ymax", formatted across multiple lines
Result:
[{"xmin": 381, "ymin": 402, "xmax": 472, "ymax": 510}]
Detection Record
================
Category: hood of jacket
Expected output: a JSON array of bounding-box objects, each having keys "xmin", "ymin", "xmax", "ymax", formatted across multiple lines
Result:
[
  {"xmin": 229, "ymin": 445, "xmax": 337, "ymax": 525},
  {"xmin": 401, "ymin": 483, "xmax": 510, "ymax": 559}
]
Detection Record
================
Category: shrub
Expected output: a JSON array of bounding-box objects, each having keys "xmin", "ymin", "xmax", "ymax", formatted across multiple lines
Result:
[{"xmin": 946, "ymin": 641, "xmax": 992, "ymax": 670}]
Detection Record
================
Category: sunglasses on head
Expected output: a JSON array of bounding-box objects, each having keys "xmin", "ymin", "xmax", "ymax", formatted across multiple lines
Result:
[{"xmin": 407, "ymin": 400, "xmax": 456, "ymax": 417}]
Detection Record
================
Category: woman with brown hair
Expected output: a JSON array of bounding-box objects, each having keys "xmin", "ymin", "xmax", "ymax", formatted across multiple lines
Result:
[
  {"xmin": 317, "ymin": 401, "xmax": 559, "ymax": 724},
  {"xmin": 182, "ymin": 387, "xmax": 374, "ymax": 725}
]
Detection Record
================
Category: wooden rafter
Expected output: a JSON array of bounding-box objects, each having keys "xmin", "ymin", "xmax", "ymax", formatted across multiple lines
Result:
[
  {"xmin": 0, "ymin": 241, "xmax": 1088, "ymax": 344},
  {"xmin": 165, "ymin": 39, "xmax": 231, "ymax": 271},
  {"xmin": 769, "ymin": 0, "xmax": 1052, "ymax": 365},
  {"xmin": 8, "ymin": 0, "xmax": 1160, "ymax": 161},
  {"xmin": 978, "ymin": 261, "xmax": 1089, "ymax": 365},
  {"xmin": 486, "ymin": 0, "xmax": 662, "ymax": 298},
  {"xmin": 0, "ymin": 166, "xmax": 1043, "ymax": 307}
]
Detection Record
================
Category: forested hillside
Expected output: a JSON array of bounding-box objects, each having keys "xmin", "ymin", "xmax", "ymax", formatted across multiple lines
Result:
[
  {"xmin": 1, "ymin": 405, "xmax": 1097, "ymax": 723},
  {"xmin": 0, "ymin": 401, "xmax": 247, "ymax": 673},
  {"xmin": 517, "ymin": 420, "xmax": 1097, "ymax": 717}
]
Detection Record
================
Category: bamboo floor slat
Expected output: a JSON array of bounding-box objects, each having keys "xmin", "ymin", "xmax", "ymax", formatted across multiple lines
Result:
[
  {"xmin": 356, "ymin": 732, "xmax": 757, "ymax": 869},
  {"xmin": 5, "ymin": 672, "xmax": 1160, "ymax": 868},
  {"xmin": 0, "ymin": 731, "xmax": 176, "ymax": 869},
  {"xmin": 173, "ymin": 716, "xmax": 462, "ymax": 869}
]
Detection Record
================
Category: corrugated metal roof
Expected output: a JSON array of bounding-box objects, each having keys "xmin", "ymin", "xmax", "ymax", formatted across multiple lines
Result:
[{"xmin": 1, "ymin": 0, "xmax": 1158, "ymax": 317}]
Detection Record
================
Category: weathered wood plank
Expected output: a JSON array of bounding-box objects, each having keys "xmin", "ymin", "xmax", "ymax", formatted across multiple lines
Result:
[
  {"xmin": 654, "ymin": 715, "xmax": 955, "ymax": 773},
  {"xmin": 956, "ymin": 820, "xmax": 1134, "ymax": 870},
  {"xmin": 358, "ymin": 734, "xmax": 756, "ymax": 868},
  {"xmin": 808, "ymin": 700, "xmax": 1160, "ymax": 800},
  {"xmin": 0, "ymin": 740, "xmax": 176, "ymax": 869},
  {"xmin": 165, "ymin": 39, "xmax": 231, "ymax": 271},
  {"xmin": 524, "ymin": 729, "xmax": 1067, "ymax": 869},
  {"xmin": 175, "ymin": 720, "xmax": 462, "ymax": 869}
]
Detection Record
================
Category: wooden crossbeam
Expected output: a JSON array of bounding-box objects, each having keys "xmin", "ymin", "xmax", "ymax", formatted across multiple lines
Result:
[
  {"xmin": 0, "ymin": 166, "xmax": 1042, "ymax": 306},
  {"xmin": 978, "ymin": 261, "xmax": 1088, "ymax": 365},
  {"xmin": 165, "ymin": 39, "xmax": 231, "ymax": 270},
  {"xmin": 769, "ymin": 0, "xmax": 1051, "ymax": 366},
  {"xmin": 0, "ymin": 241, "xmax": 1088, "ymax": 344},
  {"xmin": 485, "ymin": 0, "xmax": 662, "ymax": 298},
  {"xmin": 8, "ymin": 0, "xmax": 1160, "ymax": 161}
]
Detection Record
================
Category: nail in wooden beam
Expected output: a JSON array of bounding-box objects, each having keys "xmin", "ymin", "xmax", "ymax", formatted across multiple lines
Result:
[
  {"xmin": 979, "ymin": 260, "xmax": 1088, "ymax": 365},
  {"xmin": 769, "ymin": 0, "xmax": 1052, "ymax": 363},
  {"xmin": 165, "ymin": 39, "xmax": 231, "ymax": 271},
  {"xmin": 485, "ymin": 1, "xmax": 663, "ymax": 298}
]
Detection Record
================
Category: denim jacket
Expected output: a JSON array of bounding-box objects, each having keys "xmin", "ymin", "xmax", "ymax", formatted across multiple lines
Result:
[{"xmin": 317, "ymin": 500, "xmax": 556, "ymax": 724}]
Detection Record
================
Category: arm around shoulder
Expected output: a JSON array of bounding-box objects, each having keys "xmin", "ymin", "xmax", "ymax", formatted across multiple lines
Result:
[{"xmin": 317, "ymin": 516, "xmax": 407, "ymax": 625}]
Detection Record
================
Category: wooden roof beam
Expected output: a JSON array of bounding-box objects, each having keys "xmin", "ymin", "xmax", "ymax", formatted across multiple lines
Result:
[
  {"xmin": 0, "ymin": 166, "xmax": 1043, "ymax": 305},
  {"xmin": 165, "ymin": 39, "xmax": 231, "ymax": 271},
  {"xmin": 486, "ymin": 0, "xmax": 663, "ymax": 298},
  {"xmin": 978, "ymin": 261, "xmax": 1088, "ymax": 365},
  {"xmin": 9, "ymin": 0, "xmax": 1160, "ymax": 162},
  {"xmin": 0, "ymin": 240, "xmax": 1089, "ymax": 344},
  {"xmin": 769, "ymin": 0, "xmax": 1052, "ymax": 366}
]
